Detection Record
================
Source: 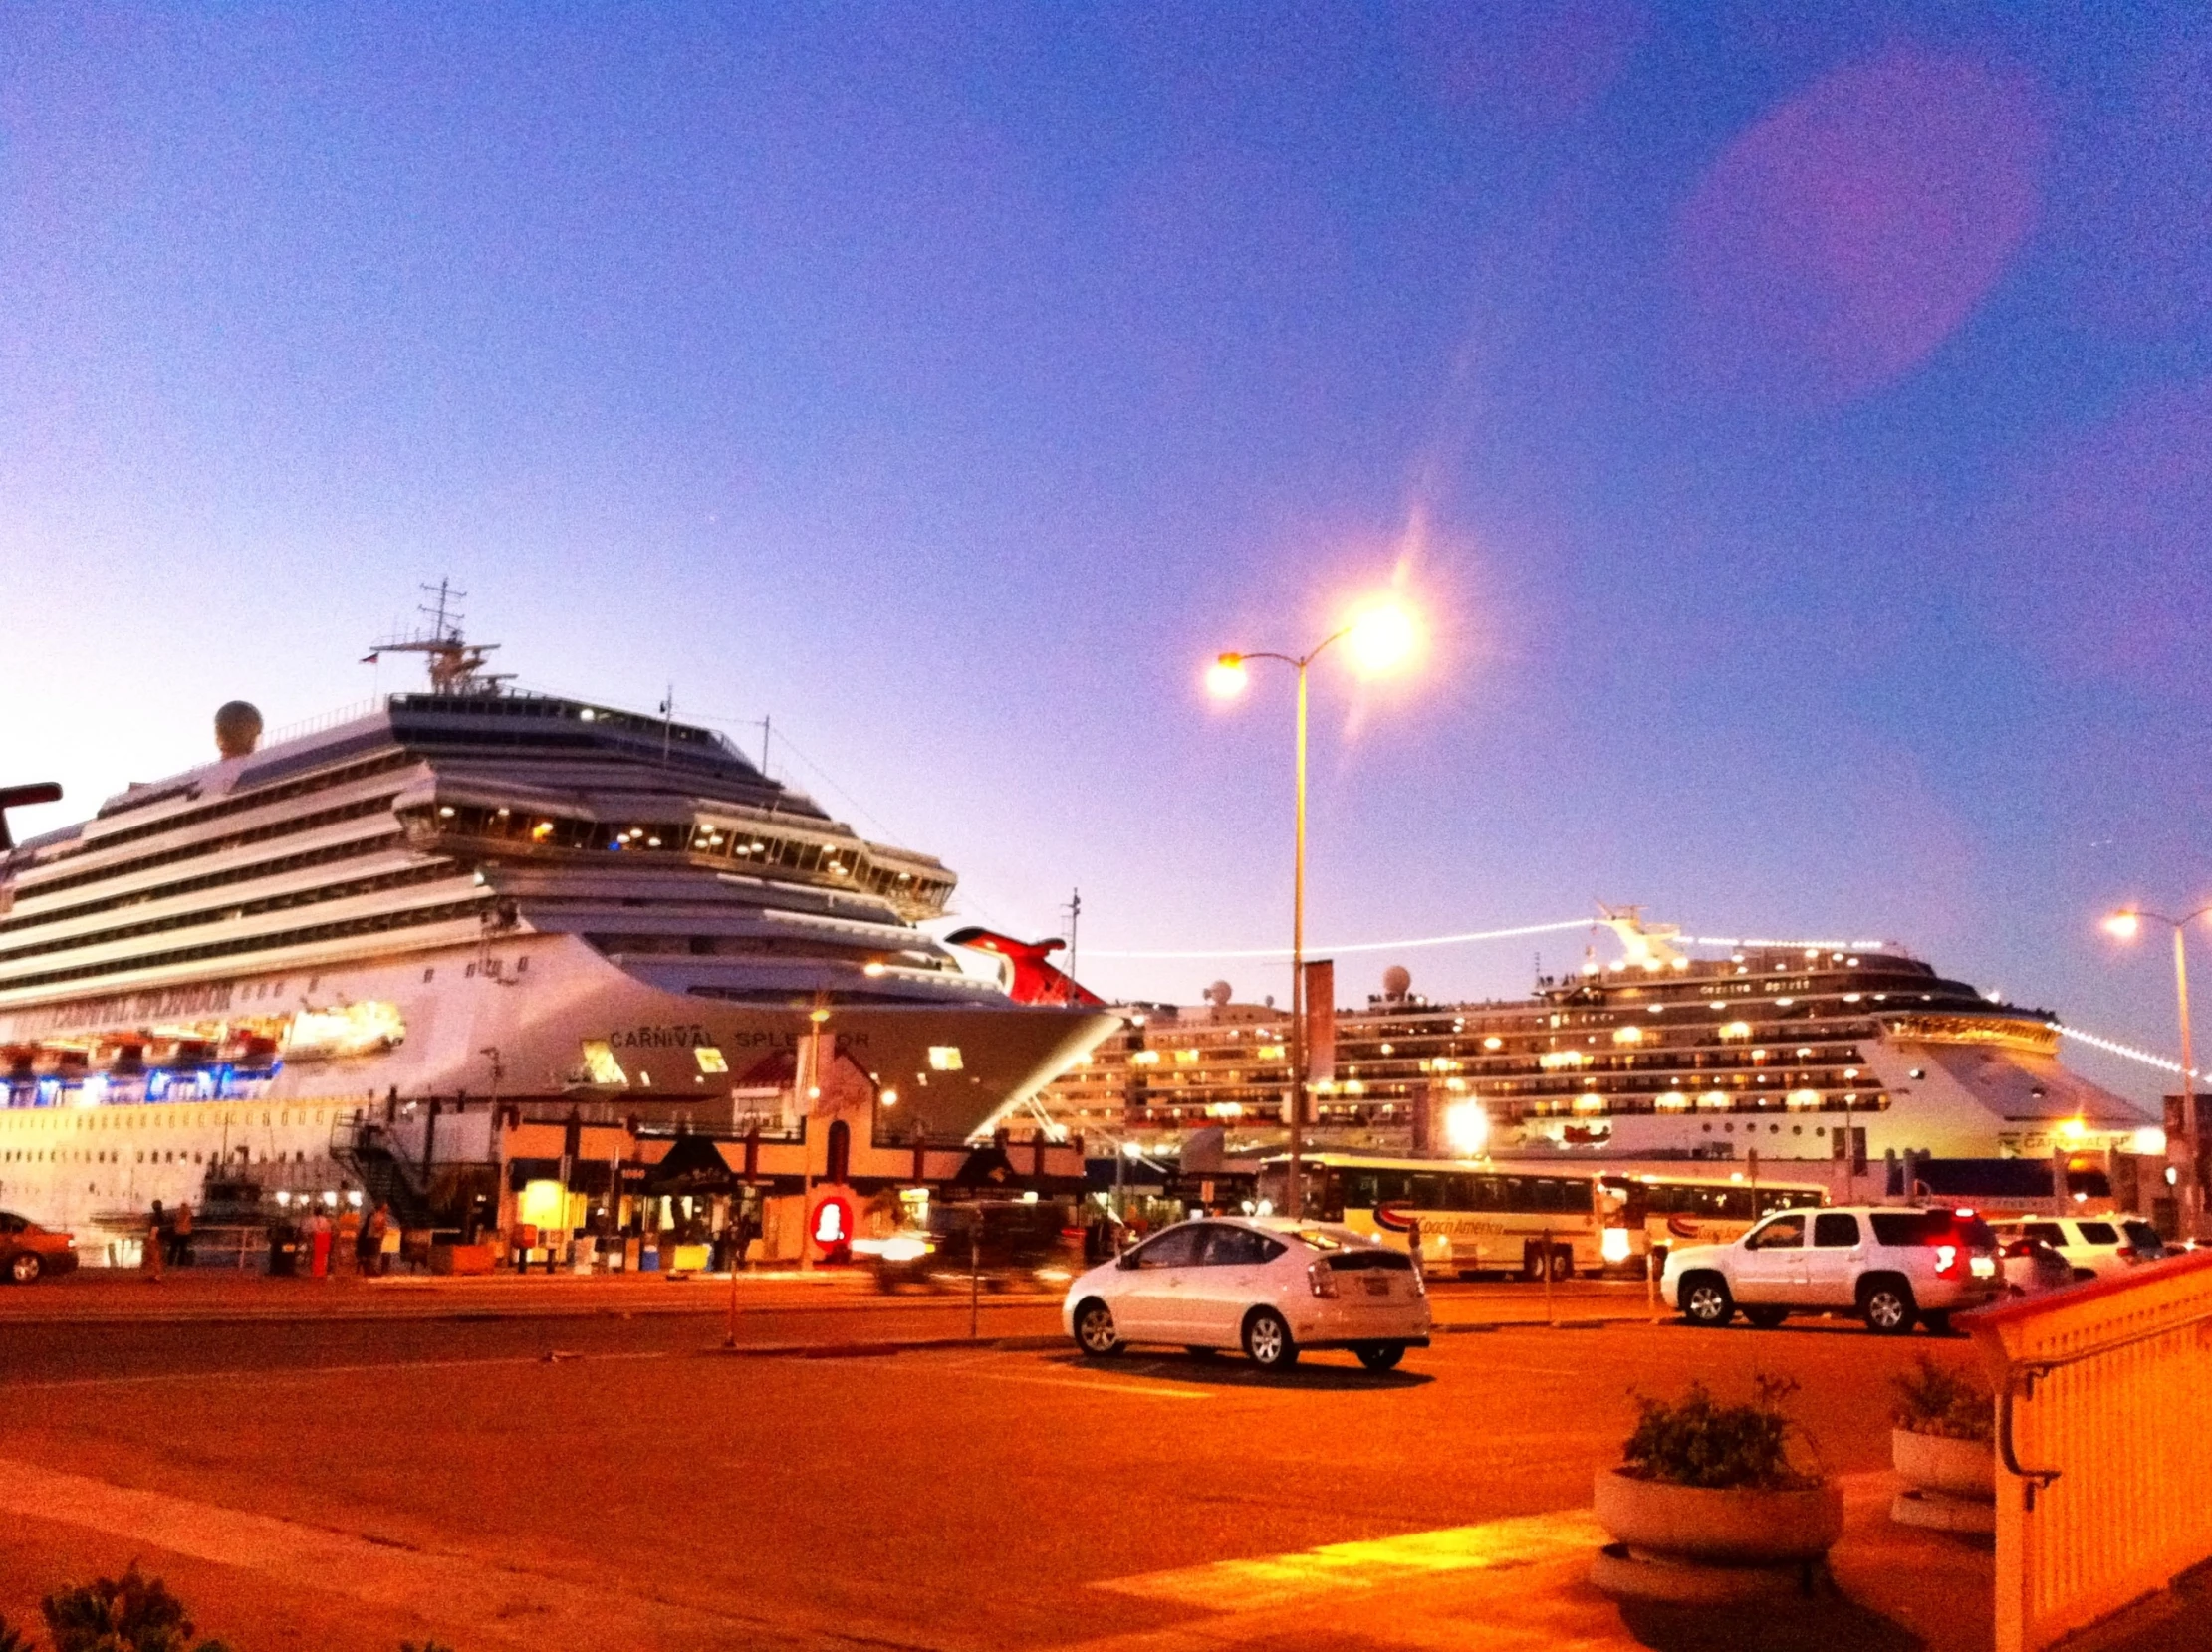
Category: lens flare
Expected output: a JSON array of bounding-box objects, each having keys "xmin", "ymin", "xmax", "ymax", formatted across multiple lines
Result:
[
  {"xmin": 1206, "ymin": 653, "xmax": 1249, "ymax": 697},
  {"xmin": 1345, "ymin": 602, "xmax": 1417, "ymax": 675}
]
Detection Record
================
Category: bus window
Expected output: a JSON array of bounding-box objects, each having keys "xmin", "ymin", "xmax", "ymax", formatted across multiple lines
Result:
[
  {"xmin": 1407, "ymin": 1173, "xmax": 1446, "ymax": 1210},
  {"xmin": 1344, "ymin": 1171, "xmax": 1381, "ymax": 1209},
  {"xmin": 1472, "ymin": 1175, "xmax": 1505, "ymax": 1212},
  {"xmin": 1445, "ymin": 1174, "xmax": 1478, "ymax": 1211},
  {"xmin": 1503, "ymin": 1175, "xmax": 1532, "ymax": 1210},
  {"xmin": 1372, "ymin": 1171, "xmax": 1410, "ymax": 1205}
]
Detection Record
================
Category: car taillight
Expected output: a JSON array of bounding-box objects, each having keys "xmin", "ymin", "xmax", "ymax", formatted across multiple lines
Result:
[
  {"xmin": 2004, "ymin": 1240, "xmax": 2032, "ymax": 1258},
  {"xmin": 1935, "ymin": 1243, "xmax": 1959, "ymax": 1279},
  {"xmin": 2116, "ymin": 1245, "xmax": 2137, "ymax": 1260},
  {"xmin": 1309, "ymin": 1260, "xmax": 1338, "ymax": 1298}
]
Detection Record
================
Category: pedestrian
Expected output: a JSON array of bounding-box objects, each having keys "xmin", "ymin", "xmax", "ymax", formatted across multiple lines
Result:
[
  {"xmin": 308, "ymin": 1206, "xmax": 333, "ymax": 1279},
  {"xmin": 142, "ymin": 1201, "xmax": 165, "ymax": 1283},
  {"xmin": 169, "ymin": 1199, "xmax": 193, "ymax": 1268},
  {"xmin": 335, "ymin": 1202, "xmax": 362, "ymax": 1276},
  {"xmin": 358, "ymin": 1203, "xmax": 385, "ymax": 1276},
  {"xmin": 376, "ymin": 1206, "xmax": 402, "ymax": 1275}
]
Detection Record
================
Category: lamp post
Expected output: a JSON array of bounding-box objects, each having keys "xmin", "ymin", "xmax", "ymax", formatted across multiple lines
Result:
[
  {"xmin": 1210, "ymin": 601, "xmax": 1417, "ymax": 1218},
  {"xmin": 2102, "ymin": 906, "xmax": 2212, "ymax": 1239}
]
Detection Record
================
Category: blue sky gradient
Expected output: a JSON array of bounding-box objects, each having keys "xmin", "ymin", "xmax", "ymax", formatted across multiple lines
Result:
[{"xmin": 2, "ymin": 3, "xmax": 2207, "ymax": 1101}]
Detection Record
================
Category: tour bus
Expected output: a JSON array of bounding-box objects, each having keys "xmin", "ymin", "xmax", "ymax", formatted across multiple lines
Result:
[
  {"xmin": 1254, "ymin": 1155, "xmax": 1827, "ymax": 1280},
  {"xmin": 1256, "ymin": 1154, "xmax": 1624, "ymax": 1280},
  {"xmin": 1611, "ymin": 1174, "xmax": 1827, "ymax": 1269}
]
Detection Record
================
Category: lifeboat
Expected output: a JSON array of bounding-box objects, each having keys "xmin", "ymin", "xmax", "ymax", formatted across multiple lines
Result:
[
  {"xmin": 217, "ymin": 1031, "xmax": 281, "ymax": 1068},
  {"xmin": 145, "ymin": 1038, "xmax": 216, "ymax": 1070},
  {"xmin": 30, "ymin": 1046, "xmax": 89, "ymax": 1080},
  {"xmin": 92, "ymin": 1040, "xmax": 147, "ymax": 1075}
]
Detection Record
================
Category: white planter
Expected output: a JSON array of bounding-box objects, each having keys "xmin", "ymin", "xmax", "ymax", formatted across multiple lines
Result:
[
  {"xmin": 1891, "ymin": 1428, "xmax": 1996, "ymax": 1502},
  {"xmin": 1594, "ymin": 1469, "xmax": 1843, "ymax": 1565}
]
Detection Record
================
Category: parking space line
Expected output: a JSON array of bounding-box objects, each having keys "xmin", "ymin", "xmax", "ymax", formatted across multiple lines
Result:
[
  {"xmin": 1091, "ymin": 1507, "xmax": 1605, "ymax": 1611},
  {"xmin": 961, "ymin": 1368, "xmax": 1213, "ymax": 1400}
]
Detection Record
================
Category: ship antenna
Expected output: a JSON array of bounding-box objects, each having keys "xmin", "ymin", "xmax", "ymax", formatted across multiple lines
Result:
[{"xmin": 367, "ymin": 580, "xmax": 515, "ymax": 696}]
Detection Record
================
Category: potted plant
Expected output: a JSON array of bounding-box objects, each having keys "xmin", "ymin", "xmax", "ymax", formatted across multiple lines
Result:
[
  {"xmin": 1890, "ymin": 1355, "xmax": 1996, "ymax": 1532},
  {"xmin": 1592, "ymin": 1375, "xmax": 1843, "ymax": 1603}
]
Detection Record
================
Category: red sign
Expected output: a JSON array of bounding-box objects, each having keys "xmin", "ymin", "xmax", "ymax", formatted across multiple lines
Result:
[
  {"xmin": 1373, "ymin": 1201, "xmax": 1416, "ymax": 1234},
  {"xmin": 1667, "ymin": 1214, "xmax": 1701, "ymax": 1240},
  {"xmin": 812, "ymin": 1196, "xmax": 852, "ymax": 1246}
]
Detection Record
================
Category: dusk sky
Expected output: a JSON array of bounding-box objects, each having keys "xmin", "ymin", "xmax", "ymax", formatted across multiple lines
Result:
[{"xmin": 2, "ymin": 3, "xmax": 2207, "ymax": 1103}]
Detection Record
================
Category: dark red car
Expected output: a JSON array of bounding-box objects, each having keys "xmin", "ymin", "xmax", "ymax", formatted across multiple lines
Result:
[{"xmin": 0, "ymin": 1210, "xmax": 79, "ymax": 1283}]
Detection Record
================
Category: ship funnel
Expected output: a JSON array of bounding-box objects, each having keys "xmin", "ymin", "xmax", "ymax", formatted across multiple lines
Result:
[{"xmin": 214, "ymin": 701, "xmax": 264, "ymax": 758}]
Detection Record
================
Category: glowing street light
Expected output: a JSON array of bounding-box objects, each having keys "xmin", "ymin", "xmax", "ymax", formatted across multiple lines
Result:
[
  {"xmin": 1210, "ymin": 593, "xmax": 1425, "ymax": 1216},
  {"xmin": 2102, "ymin": 903, "xmax": 2212, "ymax": 1239}
]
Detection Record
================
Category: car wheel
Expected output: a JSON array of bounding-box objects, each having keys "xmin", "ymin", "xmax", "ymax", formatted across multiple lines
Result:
[
  {"xmin": 1242, "ymin": 1307, "xmax": 1299, "ymax": 1369},
  {"xmin": 9, "ymin": 1251, "xmax": 40, "ymax": 1285},
  {"xmin": 1682, "ymin": 1276, "xmax": 1734, "ymax": 1327},
  {"xmin": 1073, "ymin": 1298, "xmax": 1123, "ymax": 1357},
  {"xmin": 1920, "ymin": 1310, "xmax": 1953, "ymax": 1337},
  {"xmin": 1744, "ymin": 1306, "xmax": 1787, "ymax": 1329},
  {"xmin": 1355, "ymin": 1342, "xmax": 1404, "ymax": 1371},
  {"xmin": 1861, "ymin": 1282, "xmax": 1917, "ymax": 1335}
]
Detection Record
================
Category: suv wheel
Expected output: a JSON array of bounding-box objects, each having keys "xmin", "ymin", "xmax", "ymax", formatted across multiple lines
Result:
[
  {"xmin": 1073, "ymin": 1298, "xmax": 1122, "ymax": 1357},
  {"xmin": 1861, "ymin": 1280, "xmax": 1917, "ymax": 1335},
  {"xmin": 1681, "ymin": 1275, "xmax": 1734, "ymax": 1327}
]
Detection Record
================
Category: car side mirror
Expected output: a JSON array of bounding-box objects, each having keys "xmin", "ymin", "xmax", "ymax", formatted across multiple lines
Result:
[{"xmin": 1115, "ymin": 1252, "xmax": 1139, "ymax": 1271}]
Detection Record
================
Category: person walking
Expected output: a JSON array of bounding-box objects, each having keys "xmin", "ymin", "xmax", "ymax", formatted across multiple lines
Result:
[
  {"xmin": 358, "ymin": 1203, "xmax": 384, "ymax": 1276},
  {"xmin": 142, "ymin": 1202, "xmax": 166, "ymax": 1283},
  {"xmin": 169, "ymin": 1199, "xmax": 193, "ymax": 1268},
  {"xmin": 335, "ymin": 1202, "xmax": 362, "ymax": 1277},
  {"xmin": 308, "ymin": 1206, "xmax": 333, "ymax": 1279}
]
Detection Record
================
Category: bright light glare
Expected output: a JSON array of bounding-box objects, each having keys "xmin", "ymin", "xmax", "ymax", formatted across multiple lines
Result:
[
  {"xmin": 1345, "ymin": 601, "xmax": 1417, "ymax": 675},
  {"xmin": 1443, "ymin": 1098, "xmax": 1489, "ymax": 1156},
  {"xmin": 1206, "ymin": 653, "xmax": 1248, "ymax": 698},
  {"xmin": 2103, "ymin": 910, "xmax": 2142, "ymax": 941}
]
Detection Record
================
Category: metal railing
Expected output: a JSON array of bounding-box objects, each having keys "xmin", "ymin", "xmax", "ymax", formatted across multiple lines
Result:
[{"xmin": 1965, "ymin": 1249, "xmax": 2212, "ymax": 1652}]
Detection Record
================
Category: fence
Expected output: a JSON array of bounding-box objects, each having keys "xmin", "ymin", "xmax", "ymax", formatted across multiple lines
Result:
[{"xmin": 1964, "ymin": 1249, "xmax": 2212, "ymax": 1652}]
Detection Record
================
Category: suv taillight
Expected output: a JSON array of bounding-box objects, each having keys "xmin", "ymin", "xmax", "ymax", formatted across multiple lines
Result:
[
  {"xmin": 1309, "ymin": 1260, "xmax": 1338, "ymax": 1298},
  {"xmin": 1934, "ymin": 1243, "xmax": 1960, "ymax": 1279}
]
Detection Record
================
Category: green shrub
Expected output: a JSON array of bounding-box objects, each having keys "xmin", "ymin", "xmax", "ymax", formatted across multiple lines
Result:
[
  {"xmin": 1892, "ymin": 1354, "xmax": 1995, "ymax": 1442},
  {"xmin": 1620, "ymin": 1374, "xmax": 1821, "ymax": 1491},
  {"xmin": 40, "ymin": 1564, "xmax": 231, "ymax": 1652}
]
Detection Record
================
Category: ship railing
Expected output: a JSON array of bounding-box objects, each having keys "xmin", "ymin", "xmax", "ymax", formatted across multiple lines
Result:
[{"xmin": 1964, "ymin": 1249, "xmax": 2212, "ymax": 1651}]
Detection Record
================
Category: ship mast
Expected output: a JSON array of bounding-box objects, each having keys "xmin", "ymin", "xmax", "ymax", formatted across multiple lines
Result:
[{"xmin": 368, "ymin": 579, "xmax": 512, "ymax": 696}]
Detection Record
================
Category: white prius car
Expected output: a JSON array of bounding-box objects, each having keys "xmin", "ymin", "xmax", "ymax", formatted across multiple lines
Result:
[{"xmin": 1062, "ymin": 1216, "xmax": 1431, "ymax": 1371}]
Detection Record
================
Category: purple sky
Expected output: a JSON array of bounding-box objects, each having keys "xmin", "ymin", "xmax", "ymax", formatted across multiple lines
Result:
[{"xmin": 1, "ymin": 3, "xmax": 2207, "ymax": 1103}]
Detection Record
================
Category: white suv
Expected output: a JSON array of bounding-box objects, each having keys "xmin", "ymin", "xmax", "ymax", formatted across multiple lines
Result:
[
  {"xmin": 1662, "ymin": 1206, "xmax": 2003, "ymax": 1335},
  {"xmin": 1989, "ymin": 1216, "xmax": 2167, "ymax": 1289}
]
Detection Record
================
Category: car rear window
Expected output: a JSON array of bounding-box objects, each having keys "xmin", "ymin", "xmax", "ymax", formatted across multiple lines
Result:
[
  {"xmin": 2074, "ymin": 1222, "xmax": 2120, "ymax": 1247},
  {"xmin": 2123, "ymin": 1222, "xmax": 2164, "ymax": 1251},
  {"xmin": 1327, "ymin": 1248, "xmax": 1414, "ymax": 1272},
  {"xmin": 1868, "ymin": 1212, "xmax": 1998, "ymax": 1248}
]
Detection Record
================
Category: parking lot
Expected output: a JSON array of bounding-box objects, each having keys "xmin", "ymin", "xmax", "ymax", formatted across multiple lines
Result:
[{"xmin": 0, "ymin": 1276, "xmax": 2000, "ymax": 1651}]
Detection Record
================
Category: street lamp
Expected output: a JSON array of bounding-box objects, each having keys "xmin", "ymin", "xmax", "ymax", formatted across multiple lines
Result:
[
  {"xmin": 2102, "ymin": 904, "xmax": 2212, "ymax": 1239},
  {"xmin": 1210, "ymin": 599, "xmax": 1419, "ymax": 1216}
]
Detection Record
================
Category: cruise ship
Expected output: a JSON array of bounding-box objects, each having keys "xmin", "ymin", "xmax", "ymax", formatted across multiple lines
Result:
[
  {"xmin": 1041, "ymin": 912, "xmax": 2155, "ymax": 1166},
  {"xmin": 0, "ymin": 623, "xmax": 1117, "ymax": 1233}
]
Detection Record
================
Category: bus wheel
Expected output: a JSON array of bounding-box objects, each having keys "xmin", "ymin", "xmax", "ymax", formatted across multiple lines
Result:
[
  {"xmin": 1549, "ymin": 1247, "xmax": 1574, "ymax": 1282},
  {"xmin": 1521, "ymin": 1246, "xmax": 1548, "ymax": 1282}
]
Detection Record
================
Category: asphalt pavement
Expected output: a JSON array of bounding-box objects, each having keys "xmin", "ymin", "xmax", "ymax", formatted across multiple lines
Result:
[{"xmin": 0, "ymin": 1271, "xmax": 2031, "ymax": 1652}]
